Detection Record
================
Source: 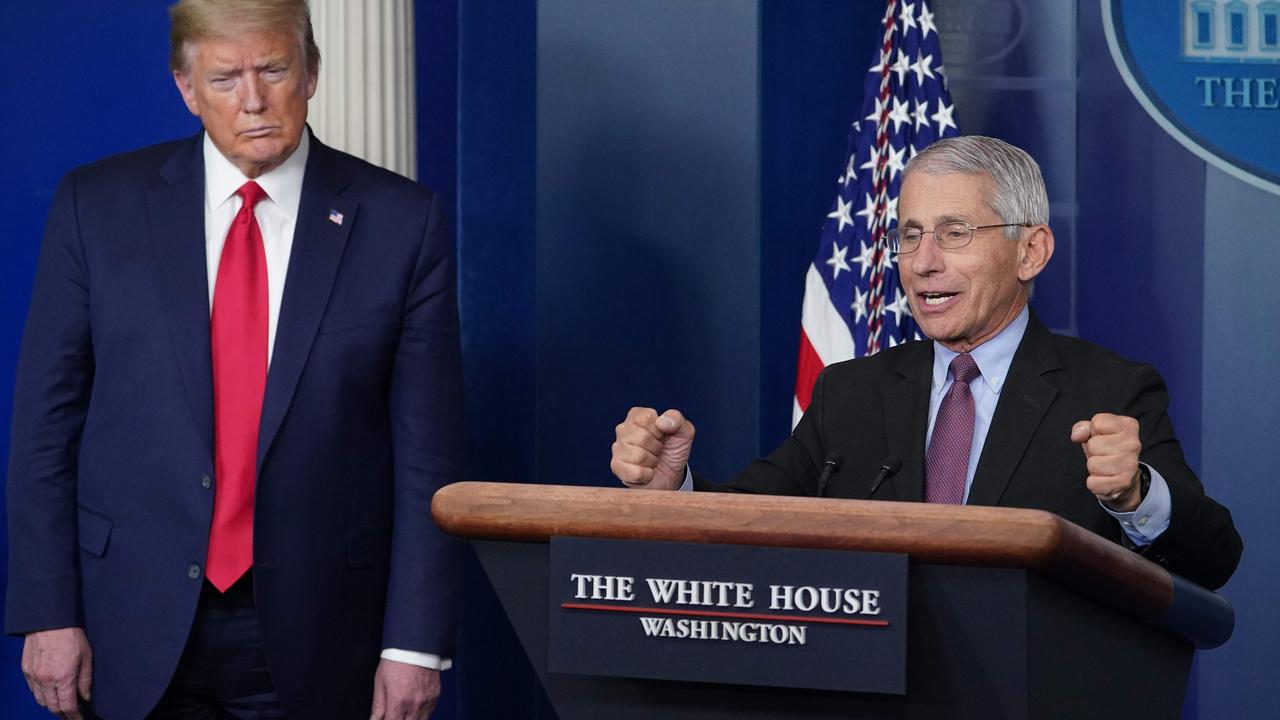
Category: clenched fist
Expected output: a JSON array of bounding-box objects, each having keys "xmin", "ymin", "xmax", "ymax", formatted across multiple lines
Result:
[
  {"xmin": 611, "ymin": 407, "xmax": 695, "ymax": 490},
  {"xmin": 1071, "ymin": 413, "xmax": 1143, "ymax": 512}
]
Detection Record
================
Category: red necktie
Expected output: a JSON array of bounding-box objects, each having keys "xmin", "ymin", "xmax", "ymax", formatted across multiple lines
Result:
[
  {"xmin": 925, "ymin": 353, "xmax": 980, "ymax": 504},
  {"xmin": 207, "ymin": 181, "xmax": 268, "ymax": 591}
]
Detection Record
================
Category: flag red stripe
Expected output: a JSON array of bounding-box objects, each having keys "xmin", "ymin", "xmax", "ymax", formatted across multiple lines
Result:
[{"xmin": 794, "ymin": 329, "xmax": 825, "ymax": 412}]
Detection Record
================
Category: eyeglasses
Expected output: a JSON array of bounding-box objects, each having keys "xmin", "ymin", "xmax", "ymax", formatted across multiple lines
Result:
[{"xmin": 887, "ymin": 222, "xmax": 1032, "ymax": 255}]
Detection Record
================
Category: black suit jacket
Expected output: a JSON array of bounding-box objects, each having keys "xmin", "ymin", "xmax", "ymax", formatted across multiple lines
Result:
[{"xmin": 696, "ymin": 313, "xmax": 1241, "ymax": 590}]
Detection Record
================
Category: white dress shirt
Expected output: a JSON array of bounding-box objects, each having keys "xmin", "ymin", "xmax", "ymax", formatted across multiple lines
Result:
[
  {"xmin": 203, "ymin": 132, "xmax": 306, "ymax": 365},
  {"xmin": 202, "ymin": 131, "xmax": 451, "ymax": 671}
]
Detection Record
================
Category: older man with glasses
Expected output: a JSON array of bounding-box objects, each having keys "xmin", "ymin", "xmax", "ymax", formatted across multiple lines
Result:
[{"xmin": 610, "ymin": 135, "xmax": 1241, "ymax": 592}]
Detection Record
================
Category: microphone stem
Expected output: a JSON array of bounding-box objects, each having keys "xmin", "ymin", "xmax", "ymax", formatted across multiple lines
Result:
[{"xmin": 816, "ymin": 461, "xmax": 838, "ymax": 498}]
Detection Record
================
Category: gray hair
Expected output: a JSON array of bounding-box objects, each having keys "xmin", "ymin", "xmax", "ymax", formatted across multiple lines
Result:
[
  {"xmin": 903, "ymin": 135, "xmax": 1049, "ymax": 240},
  {"xmin": 169, "ymin": 0, "xmax": 321, "ymax": 75}
]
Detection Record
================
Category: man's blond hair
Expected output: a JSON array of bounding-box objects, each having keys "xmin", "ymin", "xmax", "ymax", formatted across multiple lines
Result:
[{"xmin": 169, "ymin": 0, "xmax": 321, "ymax": 74}]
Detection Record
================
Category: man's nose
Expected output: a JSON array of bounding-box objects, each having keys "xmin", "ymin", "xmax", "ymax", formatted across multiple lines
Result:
[
  {"xmin": 241, "ymin": 73, "xmax": 267, "ymax": 113},
  {"xmin": 905, "ymin": 233, "xmax": 946, "ymax": 275}
]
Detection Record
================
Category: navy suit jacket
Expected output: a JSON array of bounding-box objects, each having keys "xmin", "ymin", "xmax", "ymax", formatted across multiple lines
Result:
[
  {"xmin": 696, "ymin": 313, "xmax": 1242, "ymax": 591},
  {"xmin": 6, "ymin": 132, "xmax": 464, "ymax": 719}
]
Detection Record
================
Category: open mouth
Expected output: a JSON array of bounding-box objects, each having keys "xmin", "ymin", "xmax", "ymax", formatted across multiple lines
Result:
[{"xmin": 921, "ymin": 292, "xmax": 958, "ymax": 306}]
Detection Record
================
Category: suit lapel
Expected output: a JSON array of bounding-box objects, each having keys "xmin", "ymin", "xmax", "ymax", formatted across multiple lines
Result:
[
  {"xmin": 147, "ymin": 136, "xmax": 214, "ymax": 460},
  {"xmin": 882, "ymin": 341, "xmax": 933, "ymax": 502},
  {"xmin": 256, "ymin": 141, "xmax": 356, "ymax": 469},
  {"xmin": 966, "ymin": 313, "xmax": 1061, "ymax": 507}
]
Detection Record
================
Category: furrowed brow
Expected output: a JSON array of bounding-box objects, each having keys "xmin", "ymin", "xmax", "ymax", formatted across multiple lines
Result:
[
  {"xmin": 253, "ymin": 56, "xmax": 291, "ymax": 71},
  {"xmin": 204, "ymin": 66, "xmax": 242, "ymax": 80}
]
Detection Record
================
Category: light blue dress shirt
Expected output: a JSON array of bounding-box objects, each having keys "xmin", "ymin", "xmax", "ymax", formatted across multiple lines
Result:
[
  {"xmin": 683, "ymin": 305, "xmax": 1171, "ymax": 546},
  {"xmin": 927, "ymin": 307, "xmax": 1029, "ymax": 504},
  {"xmin": 927, "ymin": 307, "xmax": 1169, "ymax": 545}
]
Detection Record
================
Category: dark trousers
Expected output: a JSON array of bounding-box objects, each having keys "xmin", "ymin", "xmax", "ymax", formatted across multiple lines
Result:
[{"xmin": 146, "ymin": 573, "xmax": 286, "ymax": 719}]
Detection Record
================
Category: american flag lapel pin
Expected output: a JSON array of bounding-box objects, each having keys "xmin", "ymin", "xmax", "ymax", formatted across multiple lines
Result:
[{"xmin": 328, "ymin": 209, "xmax": 344, "ymax": 225}]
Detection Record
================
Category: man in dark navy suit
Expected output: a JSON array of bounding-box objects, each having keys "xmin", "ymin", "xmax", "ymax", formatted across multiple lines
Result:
[{"xmin": 6, "ymin": 1, "xmax": 462, "ymax": 718}]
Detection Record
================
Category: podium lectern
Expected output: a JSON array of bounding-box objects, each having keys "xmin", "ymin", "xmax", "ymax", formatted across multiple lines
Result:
[{"xmin": 433, "ymin": 482, "xmax": 1232, "ymax": 720}]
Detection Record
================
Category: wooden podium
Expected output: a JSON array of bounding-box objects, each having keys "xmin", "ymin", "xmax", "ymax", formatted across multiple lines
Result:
[{"xmin": 433, "ymin": 482, "xmax": 1233, "ymax": 720}]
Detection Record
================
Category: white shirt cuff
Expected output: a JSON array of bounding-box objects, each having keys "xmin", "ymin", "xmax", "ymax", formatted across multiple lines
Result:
[
  {"xmin": 679, "ymin": 466, "xmax": 693, "ymax": 492},
  {"xmin": 381, "ymin": 648, "xmax": 453, "ymax": 671},
  {"xmin": 1101, "ymin": 463, "xmax": 1172, "ymax": 547}
]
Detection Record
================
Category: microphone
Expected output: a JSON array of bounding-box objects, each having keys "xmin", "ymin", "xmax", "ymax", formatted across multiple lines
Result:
[
  {"xmin": 867, "ymin": 456, "xmax": 902, "ymax": 499},
  {"xmin": 815, "ymin": 453, "xmax": 843, "ymax": 498}
]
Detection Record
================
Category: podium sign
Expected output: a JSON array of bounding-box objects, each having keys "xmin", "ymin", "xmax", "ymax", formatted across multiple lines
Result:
[{"xmin": 549, "ymin": 537, "xmax": 909, "ymax": 694}]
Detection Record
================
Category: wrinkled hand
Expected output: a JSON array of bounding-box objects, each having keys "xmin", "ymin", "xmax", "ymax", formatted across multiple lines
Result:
[
  {"xmin": 611, "ymin": 407, "xmax": 695, "ymax": 490},
  {"xmin": 371, "ymin": 660, "xmax": 440, "ymax": 720},
  {"xmin": 1071, "ymin": 413, "xmax": 1143, "ymax": 511},
  {"xmin": 22, "ymin": 627, "xmax": 92, "ymax": 720}
]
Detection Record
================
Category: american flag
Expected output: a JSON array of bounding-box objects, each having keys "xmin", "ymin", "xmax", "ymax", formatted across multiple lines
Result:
[{"xmin": 793, "ymin": 0, "xmax": 960, "ymax": 426}]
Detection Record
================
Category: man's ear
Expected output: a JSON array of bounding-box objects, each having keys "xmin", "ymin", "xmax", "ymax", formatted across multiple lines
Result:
[
  {"xmin": 173, "ymin": 71, "xmax": 201, "ymax": 117},
  {"xmin": 1017, "ymin": 224, "xmax": 1055, "ymax": 283}
]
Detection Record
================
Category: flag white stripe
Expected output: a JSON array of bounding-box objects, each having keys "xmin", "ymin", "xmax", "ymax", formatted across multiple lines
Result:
[{"xmin": 799, "ymin": 264, "xmax": 855, "ymax": 367}]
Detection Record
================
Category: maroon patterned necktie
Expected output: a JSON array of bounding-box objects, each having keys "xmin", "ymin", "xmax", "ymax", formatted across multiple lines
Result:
[{"xmin": 925, "ymin": 353, "xmax": 980, "ymax": 504}]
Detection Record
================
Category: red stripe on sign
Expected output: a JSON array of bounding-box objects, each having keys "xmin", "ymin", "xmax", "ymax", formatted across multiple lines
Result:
[
  {"xmin": 794, "ymin": 329, "xmax": 825, "ymax": 412},
  {"xmin": 561, "ymin": 602, "xmax": 890, "ymax": 627}
]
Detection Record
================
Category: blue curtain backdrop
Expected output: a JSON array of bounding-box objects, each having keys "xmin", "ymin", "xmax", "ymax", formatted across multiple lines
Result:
[{"xmin": 2, "ymin": 1, "xmax": 1276, "ymax": 718}]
